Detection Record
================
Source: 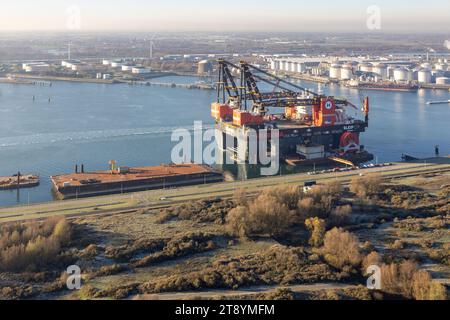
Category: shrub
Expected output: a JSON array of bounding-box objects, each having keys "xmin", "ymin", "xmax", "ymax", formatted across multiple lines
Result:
[
  {"xmin": 321, "ymin": 228, "xmax": 362, "ymax": 270},
  {"xmin": 226, "ymin": 206, "xmax": 250, "ymax": 238},
  {"xmin": 381, "ymin": 260, "xmax": 417, "ymax": 298},
  {"xmin": 233, "ymin": 189, "xmax": 248, "ymax": 207},
  {"xmin": 132, "ymin": 233, "xmax": 216, "ymax": 268},
  {"xmin": 381, "ymin": 261, "xmax": 447, "ymax": 300},
  {"xmin": 305, "ymin": 217, "xmax": 326, "ymax": 247},
  {"xmin": 362, "ymin": 251, "xmax": 382, "ymax": 274},
  {"xmin": 262, "ymin": 185, "xmax": 303, "ymax": 210},
  {"xmin": 247, "ymin": 194, "xmax": 292, "ymax": 237},
  {"xmin": 350, "ymin": 174, "xmax": 383, "ymax": 198},
  {"xmin": 329, "ymin": 205, "xmax": 352, "ymax": 227}
]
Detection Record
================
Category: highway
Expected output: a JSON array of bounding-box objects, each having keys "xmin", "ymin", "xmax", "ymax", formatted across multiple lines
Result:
[{"xmin": 0, "ymin": 160, "xmax": 449, "ymax": 223}]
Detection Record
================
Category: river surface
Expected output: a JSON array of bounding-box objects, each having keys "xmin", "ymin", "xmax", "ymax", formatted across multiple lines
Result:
[{"xmin": 0, "ymin": 76, "xmax": 449, "ymax": 206}]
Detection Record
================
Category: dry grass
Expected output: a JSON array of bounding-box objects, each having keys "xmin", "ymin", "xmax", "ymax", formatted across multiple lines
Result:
[
  {"xmin": 131, "ymin": 233, "xmax": 217, "ymax": 268},
  {"xmin": 350, "ymin": 174, "xmax": 383, "ymax": 199},
  {"xmin": 0, "ymin": 217, "xmax": 73, "ymax": 272}
]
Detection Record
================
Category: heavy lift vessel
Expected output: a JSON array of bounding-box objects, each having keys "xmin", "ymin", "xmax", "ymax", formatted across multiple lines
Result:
[{"xmin": 212, "ymin": 60, "xmax": 373, "ymax": 166}]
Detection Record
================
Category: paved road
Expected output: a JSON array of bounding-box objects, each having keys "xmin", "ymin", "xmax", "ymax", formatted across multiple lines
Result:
[{"xmin": 1, "ymin": 161, "xmax": 449, "ymax": 223}]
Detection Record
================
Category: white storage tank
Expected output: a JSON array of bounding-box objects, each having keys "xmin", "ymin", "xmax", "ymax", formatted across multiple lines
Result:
[
  {"xmin": 436, "ymin": 77, "xmax": 450, "ymax": 85},
  {"xmin": 279, "ymin": 61, "xmax": 286, "ymax": 71},
  {"xmin": 372, "ymin": 63, "xmax": 388, "ymax": 78},
  {"xmin": 394, "ymin": 67, "xmax": 408, "ymax": 82},
  {"xmin": 407, "ymin": 69, "xmax": 414, "ymax": 81},
  {"xmin": 420, "ymin": 62, "xmax": 432, "ymax": 70},
  {"xmin": 111, "ymin": 61, "xmax": 122, "ymax": 68},
  {"xmin": 270, "ymin": 60, "xmax": 277, "ymax": 70},
  {"xmin": 291, "ymin": 62, "xmax": 298, "ymax": 72},
  {"xmin": 418, "ymin": 69, "xmax": 432, "ymax": 84},
  {"xmin": 296, "ymin": 63, "xmax": 305, "ymax": 73},
  {"xmin": 329, "ymin": 63, "xmax": 342, "ymax": 79},
  {"xmin": 340, "ymin": 66, "xmax": 353, "ymax": 80},
  {"xmin": 285, "ymin": 61, "xmax": 292, "ymax": 72},
  {"xmin": 359, "ymin": 63, "xmax": 372, "ymax": 73},
  {"xmin": 387, "ymin": 66, "xmax": 396, "ymax": 79}
]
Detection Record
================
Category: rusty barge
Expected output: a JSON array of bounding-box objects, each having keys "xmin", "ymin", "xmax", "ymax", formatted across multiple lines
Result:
[
  {"xmin": 51, "ymin": 163, "xmax": 223, "ymax": 200},
  {"xmin": 0, "ymin": 173, "xmax": 40, "ymax": 190}
]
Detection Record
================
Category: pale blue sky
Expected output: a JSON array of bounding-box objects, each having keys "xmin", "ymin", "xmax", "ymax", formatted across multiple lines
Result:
[{"xmin": 1, "ymin": 0, "xmax": 449, "ymax": 32}]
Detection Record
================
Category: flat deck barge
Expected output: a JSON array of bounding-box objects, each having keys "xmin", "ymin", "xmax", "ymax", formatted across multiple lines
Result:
[
  {"xmin": 51, "ymin": 164, "xmax": 223, "ymax": 200},
  {"xmin": 0, "ymin": 174, "xmax": 40, "ymax": 190}
]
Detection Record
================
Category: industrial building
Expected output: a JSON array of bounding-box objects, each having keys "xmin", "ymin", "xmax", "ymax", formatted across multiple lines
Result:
[{"xmin": 22, "ymin": 62, "xmax": 50, "ymax": 73}]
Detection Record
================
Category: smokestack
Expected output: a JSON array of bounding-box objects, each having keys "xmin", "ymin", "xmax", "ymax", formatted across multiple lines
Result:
[
  {"xmin": 75, "ymin": 164, "xmax": 78, "ymax": 174},
  {"xmin": 81, "ymin": 164, "xmax": 84, "ymax": 173}
]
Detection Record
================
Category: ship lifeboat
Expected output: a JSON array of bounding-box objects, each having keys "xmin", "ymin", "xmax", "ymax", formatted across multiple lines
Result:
[{"xmin": 340, "ymin": 132, "xmax": 360, "ymax": 153}]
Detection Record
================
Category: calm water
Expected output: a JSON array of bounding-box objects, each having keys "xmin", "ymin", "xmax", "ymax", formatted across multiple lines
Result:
[{"xmin": 0, "ymin": 76, "xmax": 449, "ymax": 206}]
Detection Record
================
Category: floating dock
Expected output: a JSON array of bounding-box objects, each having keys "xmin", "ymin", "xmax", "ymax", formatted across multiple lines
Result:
[
  {"xmin": 51, "ymin": 164, "xmax": 223, "ymax": 200},
  {"xmin": 0, "ymin": 174, "xmax": 40, "ymax": 190}
]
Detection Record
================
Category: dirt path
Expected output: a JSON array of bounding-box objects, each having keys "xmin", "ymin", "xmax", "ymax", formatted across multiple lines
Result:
[{"xmin": 134, "ymin": 283, "xmax": 358, "ymax": 300}]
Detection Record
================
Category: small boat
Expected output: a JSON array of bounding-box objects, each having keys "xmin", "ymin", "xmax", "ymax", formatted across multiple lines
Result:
[{"xmin": 426, "ymin": 100, "xmax": 450, "ymax": 105}]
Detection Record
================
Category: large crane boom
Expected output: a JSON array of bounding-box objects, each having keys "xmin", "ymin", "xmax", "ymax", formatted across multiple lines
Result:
[{"xmin": 216, "ymin": 59, "xmax": 360, "ymax": 116}]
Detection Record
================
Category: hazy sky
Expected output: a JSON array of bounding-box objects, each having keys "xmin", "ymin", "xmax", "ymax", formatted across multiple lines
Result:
[{"xmin": 1, "ymin": 0, "xmax": 449, "ymax": 32}]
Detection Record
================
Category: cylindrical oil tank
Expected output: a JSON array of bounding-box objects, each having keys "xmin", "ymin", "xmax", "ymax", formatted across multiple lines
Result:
[
  {"xmin": 420, "ymin": 62, "xmax": 432, "ymax": 70},
  {"xmin": 372, "ymin": 63, "xmax": 388, "ymax": 78},
  {"xmin": 407, "ymin": 69, "xmax": 414, "ymax": 81},
  {"xmin": 279, "ymin": 61, "xmax": 286, "ymax": 71},
  {"xmin": 296, "ymin": 63, "xmax": 305, "ymax": 73},
  {"xmin": 418, "ymin": 69, "xmax": 432, "ymax": 84},
  {"xmin": 340, "ymin": 66, "xmax": 353, "ymax": 80},
  {"xmin": 359, "ymin": 63, "xmax": 373, "ymax": 73},
  {"xmin": 198, "ymin": 60, "xmax": 212, "ymax": 74},
  {"xmin": 329, "ymin": 63, "xmax": 342, "ymax": 79},
  {"xmin": 387, "ymin": 66, "xmax": 396, "ymax": 79},
  {"xmin": 291, "ymin": 62, "xmax": 298, "ymax": 72},
  {"xmin": 393, "ymin": 67, "xmax": 408, "ymax": 82},
  {"xmin": 436, "ymin": 77, "xmax": 450, "ymax": 85},
  {"xmin": 285, "ymin": 61, "xmax": 292, "ymax": 72},
  {"xmin": 270, "ymin": 60, "xmax": 277, "ymax": 70}
]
